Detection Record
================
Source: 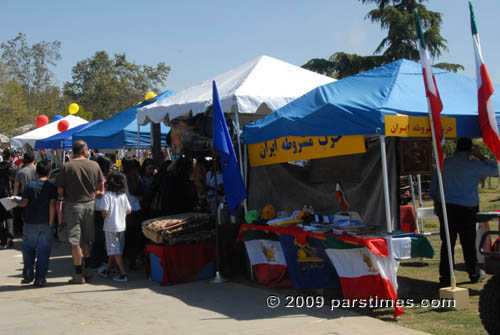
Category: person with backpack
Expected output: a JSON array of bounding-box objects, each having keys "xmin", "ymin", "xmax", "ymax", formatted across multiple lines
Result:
[{"xmin": 0, "ymin": 149, "xmax": 18, "ymax": 248}]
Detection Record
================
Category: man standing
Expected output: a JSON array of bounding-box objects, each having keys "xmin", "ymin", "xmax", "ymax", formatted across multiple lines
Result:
[
  {"xmin": 12, "ymin": 151, "xmax": 37, "ymax": 236},
  {"xmin": 431, "ymin": 137, "xmax": 498, "ymax": 286},
  {"xmin": 0, "ymin": 149, "xmax": 17, "ymax": 248},
  {"xmin": 56, "ymin": 140, "xmax": 103, "ymax": 284},
  {"xmin": 12, "ymin": 159, "xmax": 57, "ymax": 287}
]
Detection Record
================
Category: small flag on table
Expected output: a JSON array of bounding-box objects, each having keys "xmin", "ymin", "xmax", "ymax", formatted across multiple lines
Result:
[{"xmin": 336, "ymin": 182, "xmax": 350, "ymax": 210}]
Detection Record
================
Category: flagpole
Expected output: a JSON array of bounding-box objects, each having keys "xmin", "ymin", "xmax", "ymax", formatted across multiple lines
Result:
[
  {"xmin": 232, "ymin": 96, "xmax": 247, "ymax": 213},
  {"xmin": 427, "ymin": 103, "xmax": 455, "ymax": 289}
]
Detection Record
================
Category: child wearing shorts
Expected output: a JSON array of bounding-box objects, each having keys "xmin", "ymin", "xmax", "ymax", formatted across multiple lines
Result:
[{"xmin": 97, "ymin": 171, "xmax": 131, "ymax": 282}]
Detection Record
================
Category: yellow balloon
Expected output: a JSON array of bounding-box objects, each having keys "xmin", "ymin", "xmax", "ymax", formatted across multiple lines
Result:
[
  {"xmin": 145, "ymin": 91, "xmax": 157, "ymax": 100},
  {"xmin": 68, "ymin": 103, "xmax": 79, "ymax": 115}
]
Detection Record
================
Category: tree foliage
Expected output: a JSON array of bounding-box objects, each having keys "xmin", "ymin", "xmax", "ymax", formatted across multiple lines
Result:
[
  {"xmin": 63, "ymin": 51, "xmax": 170, "ymax": 120},
  {"xmin": 0, "ymin": 33, "xmax": 63, "ymax": 135},
  {"xmin": 1, "ymin": 32, "xmax": 61, "ymax": 116},
  {"xmin": 303, "ymin": 0, "xmax": 463, "ymax": 79}
]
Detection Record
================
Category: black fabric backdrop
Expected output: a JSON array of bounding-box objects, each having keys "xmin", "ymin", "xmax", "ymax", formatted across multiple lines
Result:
[{"xmin": 247, "ymin": 136, "xmax": 399, "ymax": 230}]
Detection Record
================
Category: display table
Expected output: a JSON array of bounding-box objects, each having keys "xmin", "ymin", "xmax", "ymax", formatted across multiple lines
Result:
[
  {"xmin": 145, "ymin": 240, "xmax": 216, "ymax": 286},
  {"xmin": 238, "ymin": 224, "xmax": 433, "ymax": 289}
]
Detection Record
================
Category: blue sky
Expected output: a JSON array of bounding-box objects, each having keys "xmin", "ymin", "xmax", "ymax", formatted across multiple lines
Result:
[{"xmin": 1, "ymin": 0, "xmax": 499, "ymax": 92}]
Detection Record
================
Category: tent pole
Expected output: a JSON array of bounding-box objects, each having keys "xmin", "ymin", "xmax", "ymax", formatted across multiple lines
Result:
[
  {"xmin": 409, "ymin": 175, "xmax": 419, "ymax": 234},
  {"xmin": 232, "ymin": 96, "xmax": 247, "ymax": 213},
  {"xmin": 243, "ymin": 143, "xmax": 248, "ymax": 214},
  {"xmin": 379, "ymin": 135, "xmax": 397, "ymax": 306},
  {"xmin": 62, "ymin": 150, "xmax": 66, "ymax": 165},
  {"xmin": 417, "ymin": 174, "xmax": 424, "ymax": 234},
  {"xmin": 417, "ymin": 174, "xmax": 423, "ymax": 207},
  {"xmin": 137, "ymin": 121, "xmax": 141, "ymax": 159},
  {"xmin": 379, "ymin": 135, "xmax": 393, "ymax": 234}
]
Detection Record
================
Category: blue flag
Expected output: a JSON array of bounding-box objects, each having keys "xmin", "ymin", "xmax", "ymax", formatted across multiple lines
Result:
[
  {"xmin": 279, "ymin": 234, "xmax": 340, "ymax": 289},
  {"xmin": 212, "ymin": 80, "xmax": 247, "ymax": 214}
]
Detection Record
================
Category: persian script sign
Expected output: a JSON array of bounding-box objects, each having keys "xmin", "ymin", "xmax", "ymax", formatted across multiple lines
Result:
[
  {"xmin": 248, "ymin": 135, "xmax": 366, "ymax": 167},
  {"xmin": 385, "ymin": 115, "xmax": 457, "ymax": 138}
]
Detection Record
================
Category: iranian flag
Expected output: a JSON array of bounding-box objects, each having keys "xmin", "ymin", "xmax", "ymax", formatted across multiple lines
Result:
[
  {"xmin": 470, "ymin": 3, "xmax": 500, "ymax": 160},
  {"xmin": 242, "ymin": 228, "xmax": 291, "ymax": 287},
  {"xmin": 323, "ymin": 235, "xmax": 403, "ymax": 317},
  {"xmin": 414, "ymin": 11, "xmax": 445, "ymax": 170},
  {"xmin": 336, "ymin": 182, "xmax": 350, "ymax": 210}
]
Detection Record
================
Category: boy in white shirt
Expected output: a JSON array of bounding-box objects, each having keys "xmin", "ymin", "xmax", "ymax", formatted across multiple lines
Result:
[{"xmin": 97, "ymin": 171, "xmax": 131, "ymax": 282}]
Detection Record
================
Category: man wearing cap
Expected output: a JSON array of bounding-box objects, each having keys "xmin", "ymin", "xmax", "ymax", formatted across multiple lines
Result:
[
  {"xmin": 56, "ymin": 140, "xmax": 103, "ymax": 284},
  {"xmin": 431, "ymin": 137, "xmax": 498, "ymax": 286},
  {"xmin": 0, "ymin": 149, "xmax": 17, "ymax": 248}
]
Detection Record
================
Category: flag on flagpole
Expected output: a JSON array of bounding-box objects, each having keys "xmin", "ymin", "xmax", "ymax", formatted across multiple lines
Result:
[
  {"xmin": 469, "ymin": 2, "xmax": 500, "ymax": 161},
  {"xmin": 414, "ymin": 11, "xmax": 445, "ymax": 170},
  {"xmin": 212, "ymin": 80, "xmax": 247, "ymax": 214},
  {"xmin": 336, "ymin": 182, "xmax": 350, "ymax": 210}
]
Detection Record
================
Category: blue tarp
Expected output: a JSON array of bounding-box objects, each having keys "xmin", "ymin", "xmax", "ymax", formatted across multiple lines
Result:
[
  {"xmin": 73, "ymin": 90, "xmax": 174, "ymax": 149},
  {"xmin": 34, "ymin": 120, "xmax": 102, "ymax": 149},
  {"xmin": 243, "ymin": 59, "xmax": 500, "ymax": 144}
]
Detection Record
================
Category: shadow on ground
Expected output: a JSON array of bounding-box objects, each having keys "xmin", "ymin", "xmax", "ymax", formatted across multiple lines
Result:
[{"xmin": 1, "ymin": 240, "xmax": 358, "ymax": 322}]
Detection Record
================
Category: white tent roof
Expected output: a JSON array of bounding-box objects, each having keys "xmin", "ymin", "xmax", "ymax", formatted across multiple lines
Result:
[
  {"xmin": 137, "ymin": 55, "xmax": 335, "ymax": 125},
  {"xmin": 10, "ymin": 115, "xmax": 88, "ymax": 148}
]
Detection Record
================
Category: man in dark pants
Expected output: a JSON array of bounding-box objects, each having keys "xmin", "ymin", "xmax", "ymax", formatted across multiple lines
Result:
[
  {"xmin": 431, "ymin": 137, "xmax": 498, "ymax": 286},
  {"xmin": 0, "ymin": 149, "xmax": 17, "ymax": 248}
]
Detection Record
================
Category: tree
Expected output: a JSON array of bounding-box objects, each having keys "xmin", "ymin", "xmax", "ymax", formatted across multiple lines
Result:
[
  {"xmin": 303, "ymin": 0, "xmax": 463, "ymax": 78},
  {"xmin": 0, "ymin": 32, "xmax": 61, "ymax": 116},
  {"xmin": 64, "ymin": 51, "xmax": 170, "ymax": 120}
]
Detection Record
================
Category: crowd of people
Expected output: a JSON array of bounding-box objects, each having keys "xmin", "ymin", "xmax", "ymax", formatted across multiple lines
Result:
[{"xmin": 0, "ymin": 140, "xmax": 212, "ymax": 287}]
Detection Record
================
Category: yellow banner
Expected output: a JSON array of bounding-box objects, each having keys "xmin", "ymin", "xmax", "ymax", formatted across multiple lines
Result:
[
  {"xmin": 385, "ymin": 115, "xmax": 457, "ymax": 138},
  {"xmin": 248, "ymin": 135, "xmax": 366, "ymax": 167}
]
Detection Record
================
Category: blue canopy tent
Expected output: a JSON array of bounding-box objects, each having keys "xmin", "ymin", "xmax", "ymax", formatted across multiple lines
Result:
[
  {"xmin": 243, "ymin": 59, "xmax": 500, "ymax": 144},
  {"xmin": 73, "ymin": 90, "xmax": 174, "ymax": 149},
  {"xmin": 34, "ymin": 120, "xmax": 102, "ymax": 150}
]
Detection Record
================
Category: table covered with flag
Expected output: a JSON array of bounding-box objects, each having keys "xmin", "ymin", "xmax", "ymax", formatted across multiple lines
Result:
[{"xmin": 239, "ymin": 224, "xmax": 433, "ymax": 315}]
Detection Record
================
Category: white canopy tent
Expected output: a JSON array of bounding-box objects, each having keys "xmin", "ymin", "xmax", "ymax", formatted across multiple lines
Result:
[
  {"xmin": 137, "ymin": 55, "xmax": 335, "ymax": 126},
  {"xmin": 0, "ymin": 134, "xmax": 9, "ymax": 143},
  {"xmin": 10, "ymin": 115, "xmax": 88, "ymax": 148}
]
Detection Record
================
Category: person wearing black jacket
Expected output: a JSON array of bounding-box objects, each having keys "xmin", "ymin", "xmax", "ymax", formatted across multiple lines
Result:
[{"xmin": 0, "ymin": 149, "xmax": 18, "ymax": 248}]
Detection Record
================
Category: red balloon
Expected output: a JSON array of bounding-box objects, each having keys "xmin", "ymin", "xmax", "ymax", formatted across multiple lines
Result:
[
  {"xmin": 36, "ymin": 115, "xmax": 49, "ymax": 128},
  {"xmin": 58, "ymin": 119, "xmax": 69, "ymax": 132}
]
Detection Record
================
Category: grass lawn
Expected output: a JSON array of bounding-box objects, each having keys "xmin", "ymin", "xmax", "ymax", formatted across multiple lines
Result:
[{"xmin": 363, "ymin": 177, "xmax": 500, "ymax": 335}]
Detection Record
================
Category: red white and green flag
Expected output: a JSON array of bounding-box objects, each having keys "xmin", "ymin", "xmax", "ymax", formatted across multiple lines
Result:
[
  {"xmin": 241, "ymin": 228, "xmax": 291, "ymax": 288},
  {"xmin": 414, "ymin": 11, "xmax": 445, "ymax": 170},
  {"xmin": 336, "ymin": 182, "xmax": 350, "ymax": 210},
  {"xmin": 323, "ymin": 235, "xmax": 403, "ymax": 317},
  {"xmin": 470, "ymin": 3, "xmax": 500, "ymax": 161}
]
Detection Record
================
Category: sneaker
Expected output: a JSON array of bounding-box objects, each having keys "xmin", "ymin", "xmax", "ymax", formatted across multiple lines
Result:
[
  {"xmin": 68, "ymin": 274, "xmax": 86, "ymax": 284},
  {"xmin": 21, "ymin": 276, "xmax": 34, "ymax": 284},
  {"xmin": 97, "ymin": 269, "xmax": 109, "ymax": 279},
  {"xmin": 470, "ymin": 269, "xmax": 486, "ymax": 284},
  {"xmin": 33, "ymin": 279, "xmax": 47, "ymax": 288},
  {"xmin": 112, "ymin": 274, "xmax": 128, "ymax": 282},
  {"xmin": 4, "ymin": 238, "xmax": 13, "ymax": 249}
]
